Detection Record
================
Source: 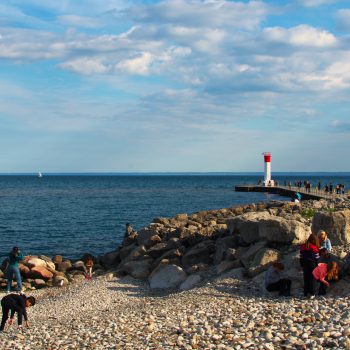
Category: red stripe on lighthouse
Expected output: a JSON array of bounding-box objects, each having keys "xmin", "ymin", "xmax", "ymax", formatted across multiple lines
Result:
[{"xmin": 264, "ymin": 155, "xmax": 271, "ymax": 162}]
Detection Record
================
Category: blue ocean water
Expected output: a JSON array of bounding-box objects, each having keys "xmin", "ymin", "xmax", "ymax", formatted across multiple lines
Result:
[{"xmin": 0, "ymin": 174, "xmax": 349, "ymax": 259}]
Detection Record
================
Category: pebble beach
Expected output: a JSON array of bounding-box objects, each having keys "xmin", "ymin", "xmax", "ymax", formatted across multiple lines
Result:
[{"xmin": 1, "ymin": 271, "xmax": 350, "ymax": 350}]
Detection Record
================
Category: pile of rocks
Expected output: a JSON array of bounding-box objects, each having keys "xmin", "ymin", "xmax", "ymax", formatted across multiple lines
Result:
[
  {"xmin": 0, "ymin": 254, "xmax": 103, "ymax": 291},
  {"xmin": 99, "ymin": 198, "xmax": 350, "ymax": 292}
]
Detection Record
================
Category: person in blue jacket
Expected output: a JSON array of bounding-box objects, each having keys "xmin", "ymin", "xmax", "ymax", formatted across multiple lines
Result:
[{"xmin": 7, "ymin": 247, "xmax": 24, "ymax": 294}]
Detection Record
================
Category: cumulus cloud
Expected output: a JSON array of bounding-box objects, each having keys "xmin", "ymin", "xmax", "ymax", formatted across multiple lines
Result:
[
  {"xmin": 59, "ymin": 57, "xmax": 111, "ymax": 74},
  {"xmin": 263, "ymin": 25, "xmax": 337, "ymax": 48}
]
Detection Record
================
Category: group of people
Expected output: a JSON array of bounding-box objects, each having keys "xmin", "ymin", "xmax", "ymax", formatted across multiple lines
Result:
[
  {"xmin": 282, "ymin": 180, "xmax": 347, "ymax": 195},
  {"xmin": 0, "ymin": 247, "xmax": 95, "ymax": 332},
  {"xmin": 265, "ymin": 230, "xmax": 341, "ymax": 298}
]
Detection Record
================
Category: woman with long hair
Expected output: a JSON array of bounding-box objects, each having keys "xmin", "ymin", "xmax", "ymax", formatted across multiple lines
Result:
[
  {"xmin": 318, "ymin": 230, "xmax": 332, "ymax": 252},
  {"xmin": 313, "ymin": 261, "xmax": 339, "ymax": 295},
  {"xmin": 300, "ymin": 234, "xmax": 320, "ymax": 297}
]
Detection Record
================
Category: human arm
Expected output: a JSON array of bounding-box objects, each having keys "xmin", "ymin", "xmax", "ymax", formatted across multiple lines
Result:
[
  {"xmin": 16, "ymin": 252, "xmax": 24, "ymax": 262},
  {"xmin": 326, "ymin": 239, "xmax": 332, "ymax": 252}
]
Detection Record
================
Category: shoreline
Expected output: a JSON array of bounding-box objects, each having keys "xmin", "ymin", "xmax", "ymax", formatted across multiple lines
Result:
[{"xmin": 1, "ymin": 197, "xmax": 350, "ymax": 349}]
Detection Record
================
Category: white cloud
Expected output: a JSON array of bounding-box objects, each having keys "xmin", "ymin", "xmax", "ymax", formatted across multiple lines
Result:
[
  {"xmin": 298, "ymin": 0, "xmax": 337, "ymax": 7},
  {"xmin": 116, "ymin": 52, "xmax": 153, "ymax": 75},
  {"xmin": 263, "ymin": 25, "xmax": 337, "ymax": 47},
  {"xmin": 60, "ymin": 57, "xmax": 110, "ymax": 74}
]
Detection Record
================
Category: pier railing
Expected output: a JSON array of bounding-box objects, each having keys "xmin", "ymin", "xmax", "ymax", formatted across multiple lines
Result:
[{"xmin": 235, "ymin": 184, "xmax": 349, "ymax": 201}]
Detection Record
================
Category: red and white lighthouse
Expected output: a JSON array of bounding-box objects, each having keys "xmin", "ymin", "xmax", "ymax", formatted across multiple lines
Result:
[{"xmin": 262, "ymin": 152, "xmax": 273, "ymax": 186}]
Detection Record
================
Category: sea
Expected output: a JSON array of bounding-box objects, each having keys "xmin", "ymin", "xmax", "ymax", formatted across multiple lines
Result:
[{"xmin": 0, "ymin": 173, "xmax": 349, "ymax": 260}]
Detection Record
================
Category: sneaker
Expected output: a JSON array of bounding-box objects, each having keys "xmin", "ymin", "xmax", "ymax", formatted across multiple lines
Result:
[{"xmin": 6, "ymin": 290, "xmax": 10, "ymax": 294}]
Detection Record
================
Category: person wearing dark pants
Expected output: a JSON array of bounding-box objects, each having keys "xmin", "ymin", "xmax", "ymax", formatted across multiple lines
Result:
[
  {"xmin": 300, "ymin": 234, "xmax": 320, "ymax": 297},
  {"xmin": 265, "ymin": 262, "xmax": 292, "ymax": 296},
  {"xmin": 0, "ymin": 294, "xmax": 35, "ymax": 331}
]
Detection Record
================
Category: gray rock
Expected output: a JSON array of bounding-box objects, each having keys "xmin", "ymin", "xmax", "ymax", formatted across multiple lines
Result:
[
  {"xmin": 179, "ymin": 274, "xmax": 202, "ymax": 291},
  {"xmin": 259, "ymin": 217, "xmax": 310, "ymax": 244},
  {"xmin": 240, "ymin": 241, "xmax": 266, "ymax": 268},
  {"xmin": 227, "ymin": 211, "xmax": 272, "ymax": 244},
  {"xmin": 136, "ymin": 228, "xmax": 158, "ymax": 246},
  {"xmin": 182, "ymin": 241, "xmax": 215, "ymax": 268},
  {"xmin": 312, "ymin": 209, "xmax": 350, "ymax": 245},
  {"xmin": 122, "ymin": 259, "xmax": 152, "ymax": 279},
  {"xmin": 149, "ymin": 264, "xmax": 187, "ymax": 289}
]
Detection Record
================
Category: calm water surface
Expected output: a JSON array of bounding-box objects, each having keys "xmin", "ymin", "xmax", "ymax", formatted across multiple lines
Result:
[{"xmin": 0, "ymin": 174, "xmax": 348, "ymax": 259}]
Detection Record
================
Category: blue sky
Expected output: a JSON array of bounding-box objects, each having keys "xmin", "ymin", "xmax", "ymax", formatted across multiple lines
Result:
[{"xmin": 1, "ymin": 0, "xmax": 350, "ymax": 173}]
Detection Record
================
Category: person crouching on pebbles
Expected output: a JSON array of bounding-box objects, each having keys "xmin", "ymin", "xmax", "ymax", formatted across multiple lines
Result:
[
  {"xmin": 265, "ymin": 262, "xmax": 292, "ymax": 296},
  {"xmin": 0, "ymin": 294, "xmax": 35, "ymax": 331},
  {"xmin": 312, "ymin": 261, "xmax": 339, "ymax": 296}
]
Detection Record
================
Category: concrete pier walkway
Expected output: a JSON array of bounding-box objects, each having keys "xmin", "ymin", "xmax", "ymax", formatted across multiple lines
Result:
[{"xmin": 235, "ymin": 185, "xmax": 349, "ymax": 201}]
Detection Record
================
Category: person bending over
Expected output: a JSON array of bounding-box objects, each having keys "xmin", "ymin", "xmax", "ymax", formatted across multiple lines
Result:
[
  {"xmin": 264, "ymin": 262, "xmax": 292, "ymax": 296},
  {"xmin": 312, "ymin": 261, "xmax": 339, "ymax": 296},
  {"xmin": 0, "ymin": 294, "xmax": 35, "ymax": 331}
]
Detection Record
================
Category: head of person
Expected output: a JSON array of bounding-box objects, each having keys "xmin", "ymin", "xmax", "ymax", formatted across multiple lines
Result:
[
  {"xmin": 327, "ymin": 261, "xmax": 339, "ymax": 281},
  {"xmin": 11, "ymin": 246, "xmax": 19, "ymax": 255},
  {"xmin": 272, "ymin": 261, "xmax": 284, "ymax": 272},
  {"xmin": 318, "ymin": 230, "xmax": 327, "ymax": 243},
  {"xmin": 319, "ymin": 248, "xmax": 330, "ymax": 258},
  {"xmin": 306, "ymin": 233, "xmax": 320, "ymax": 248},
  {"xmin": 25, "ymin": 296, "xmax": 36, "ymax": 308}
]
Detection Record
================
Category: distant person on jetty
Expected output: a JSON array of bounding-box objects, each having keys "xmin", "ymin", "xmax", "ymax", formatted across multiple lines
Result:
[
  {"xmin": 7, "ymin": 247, "xmax": 24, "ymax": 294},
  {"xmin": 264, "ymin": 262, "xmax": 291, "ymax": 296},
  {"xmin": 0, "ymin": 294, "xmax": 35, "ymax": 331},
  {"xmin": 300, "ymin": 234, "xmax": 319, "ymax": 297},
  {"xmin": 312, "ymin": 261, "xmax": 339, "ymax": 296},
  {"xmin": 318, "ymin": 230, "xmax": 332, "ymax": 252}
]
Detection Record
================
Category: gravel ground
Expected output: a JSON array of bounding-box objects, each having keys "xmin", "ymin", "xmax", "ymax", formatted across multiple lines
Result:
[{"xmin": 1, "ymin": 274, "xmax": 350, "ymax": 350}]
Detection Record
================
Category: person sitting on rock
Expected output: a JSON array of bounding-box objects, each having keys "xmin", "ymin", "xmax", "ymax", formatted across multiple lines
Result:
[
  {"xmin": 312, "ymin": 261, "xmax": 339, "ymax": 296},
  {"xmin": 318, "ymin": 230, "xmax": 332, "ymax": 252},
  {"xmin": 0, "ymin": 294, "xmax": 35, "ymax": 331},
  {"xmin": 264, "ymin": 262, "xmax": 292, "ymax": 296},
  {"xmin": 300, "ymin": 234, "xmax": 320, "ymax": 297}
]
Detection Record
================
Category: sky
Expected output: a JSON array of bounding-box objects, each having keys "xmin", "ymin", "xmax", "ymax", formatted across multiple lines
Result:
[{"xmin": 0, "ymin": 0, "xmax": 350, "ymax": 173}]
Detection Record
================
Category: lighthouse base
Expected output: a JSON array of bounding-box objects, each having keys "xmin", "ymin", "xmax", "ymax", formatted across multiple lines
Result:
[{"xmin": 263, "ymin": 180, "xmax": 275, "ymax": 187}]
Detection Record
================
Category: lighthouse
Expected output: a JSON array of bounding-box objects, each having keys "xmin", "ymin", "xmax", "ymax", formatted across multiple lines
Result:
[{"xmin": 262, "ymin": 152, "xmax": 274, "ymax": 186}]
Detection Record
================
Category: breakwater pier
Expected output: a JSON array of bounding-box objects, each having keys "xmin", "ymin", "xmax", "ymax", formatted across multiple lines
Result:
[{"xmin": 234, "ymin": 185, "xmax": 348, "ymax": 201}]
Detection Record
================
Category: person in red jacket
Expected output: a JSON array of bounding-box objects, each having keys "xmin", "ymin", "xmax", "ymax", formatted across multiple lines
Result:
[
  {"xmin": 313, "ymin": 261, "xmax": 339, "ymax": 295},
  {"xmin": 300, "ymin": 234, "xmax": 319, "ymax": 297}
]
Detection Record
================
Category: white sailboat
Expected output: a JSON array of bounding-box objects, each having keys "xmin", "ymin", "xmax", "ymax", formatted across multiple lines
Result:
[{"xmin": 38, "ymin": 172, "xmax": 43, "ymax": 178}]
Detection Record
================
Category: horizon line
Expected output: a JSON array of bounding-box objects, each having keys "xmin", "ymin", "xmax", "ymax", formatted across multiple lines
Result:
[{"xmin": 0, "ymin": 171, "xmax": 350, "ymax": 176}]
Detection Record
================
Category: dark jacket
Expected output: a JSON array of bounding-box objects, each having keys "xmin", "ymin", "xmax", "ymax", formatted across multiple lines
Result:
[{"xmin": 300, "ymin": 243, "xmax": 319, "ymax": 266}]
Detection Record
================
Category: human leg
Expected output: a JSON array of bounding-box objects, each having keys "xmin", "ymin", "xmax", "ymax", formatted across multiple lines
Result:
[
  {"xmin": 7, "ymin": 266, "xmax": 13, "ymax": 293},
  {"xmin": 0, "ymin": 301, "xmax": 10, "ymax": 331},
  {"xmin": 280, "ymin": 278, "xmax": 291, "ymax": 296},
  {"xmin": 13, "ymin": 266, "xmax": 22, "ymax": 292},
  {"xmin": 318, "ymin": 280, "xmax": 328, "ymax": 296},
  {"xmin": 266, "ymin": 281, "xmax": 282, "ymax": 293}
]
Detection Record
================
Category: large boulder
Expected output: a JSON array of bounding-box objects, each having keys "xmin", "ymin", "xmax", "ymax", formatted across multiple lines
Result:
[
  {"xmin": 99, "ymin": 250, "xmax": 121, "ymax": 269},
  {"xmin": 27, "ymin": 258, "xmax": 47, "ymax": 268},
  {"xmin": 122, "ymin": 260, "xmax": 152, "ymax": 279},
  {"xmin": 179, "ymin": 274, "xmax": 202, "ymax": 291},
  {"xmin": 137, "ymin": 228, "xmax": 158, "ymax": 246},
  {"xmin": 312, "ymin": 210, "xmax": 350, "ymax": 245},
  {"xmin": 240, "ymin": 241, "xmax": 266, "ymax": 268},
  {"xmin": 29, "ymin": 266, "xmax": 53, "ymax": 280},
  {"xmin": 149, "ymin": 264, "xmax": 187, "ymax": 289},
  {"xmin": 181, "ymin": 241, "xmax": 215, "ymax": 269},
  {"xmin": 227, "ymin": 212, "xmax": 272, "ymax": 244},
  {"xmin": 259, "ymin": 217, "xmax": 310, "ymax": 244},
  {"xmin": 213, "ymin": 236, "xmax": 238, "ymax": 265}
]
